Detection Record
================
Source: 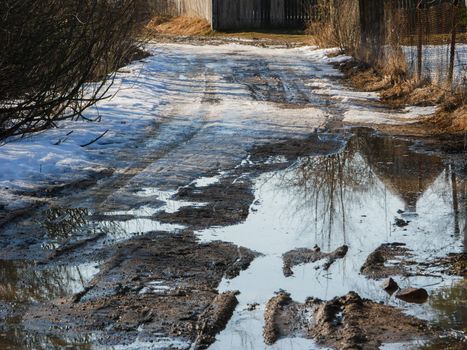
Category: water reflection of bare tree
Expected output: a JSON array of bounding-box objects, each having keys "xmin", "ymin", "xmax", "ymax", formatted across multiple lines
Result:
[
  {"xmin": 0, "ymin": 259, "xmax": 97, "ymax": 304},
  {"xmin": 43, "ymin": 207, "xmax": 89, "ymax": 240},
  {"xmin": 42, "ymin": 207, "xmax": 127, "ymax": 243},
  {"xmin": 276, "ymin": 130, "xmax": 459, "ymax": 248},
  {"xmin": 449, "ymin": 166, "xmax": 467, "ymax": 244},
  {"xmin": 279, "ymin": 136, "xmax": 375, "ymax": 248},
  {"xmin": 0, "ymin": 327, "xmax": 93, "ymax": 350}
]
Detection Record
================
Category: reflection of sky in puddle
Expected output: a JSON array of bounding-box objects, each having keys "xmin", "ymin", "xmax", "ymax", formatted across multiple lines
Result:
[
  {"xmin": 135, "ymin": 187, "xmax": 207, "ymax": 213},
  {"xmin": 97, "ymin": 206, "xmax": 185, "ymax": 242},
  {"xmin": 200, "ymin": 133, "xmax": 465, "ymax": 350},
  {"xmin": 111, "ymin": 336, "xmax": 191, "ymax": 350},
  {"xmin": 94, "ymin": 187, "xmax": 212, "ymax": 241}
]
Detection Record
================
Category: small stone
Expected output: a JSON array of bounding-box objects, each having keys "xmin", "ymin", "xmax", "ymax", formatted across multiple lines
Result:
[
  {"xmin": 382, "ymin": 278, "xmax": 398, "ymax": 293},
  {"xmin": 396, "ymin": 288, "xmax": 428, "ymax": 303},
  {"xmin": 394, "ymin": 218, "xmax": 409, "ymax": 227},
  {"xmin": 246, "ymin": 303, "xmax": 259, "ymax": 311}
]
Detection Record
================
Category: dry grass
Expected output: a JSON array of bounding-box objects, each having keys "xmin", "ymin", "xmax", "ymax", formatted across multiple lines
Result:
[
  {"xmin": 144, "ymin": 15, "xmax": 313, "ymax": 45},
  {"xmin": 219, "ymin": 31, "xmax": 314, "ymax": 45},
  {"xmin": 305, "ymin": 0, "xmax": 359, "ymax": 52},
  {"xmin": 145, "ymin": 16, "xmax": 212, "ymax": 36},
  {"xmin": 339, "ymin": 59, "xmax": 466, "ymax": 135}
]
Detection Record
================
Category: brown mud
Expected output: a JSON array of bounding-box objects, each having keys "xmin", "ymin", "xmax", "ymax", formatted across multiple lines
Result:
[
  {"xmin": 264, "ymin": 292, "xmax": 434, "ymax": 349},
  {"xmin": 360, "ymin": 243, "xmax": 414, "ymax": 279},
  {"xmin": 1, "ymin": 127, "xmax": 464, "ymax": 349},
  {"xmin": 154, "ymin": 175, "xmax": 255, "ymax": 230},
  {"xmin": 24, "ymin": 231, "xmax": 256, "ymax": 349},
  {"xmin": 282, "ymin": 245, "xmax": 348, "ymax": 277}
]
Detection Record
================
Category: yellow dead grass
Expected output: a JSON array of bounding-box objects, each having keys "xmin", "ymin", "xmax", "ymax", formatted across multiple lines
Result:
[{"xmin": 145, "ymin": 16, "xmax": 212, "ymax": 36}]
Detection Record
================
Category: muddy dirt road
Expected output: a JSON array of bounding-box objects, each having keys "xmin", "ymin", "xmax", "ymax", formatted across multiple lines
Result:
[{"xmin": 0, "ymin": 42, "xmax": 465, "ymax": 349}]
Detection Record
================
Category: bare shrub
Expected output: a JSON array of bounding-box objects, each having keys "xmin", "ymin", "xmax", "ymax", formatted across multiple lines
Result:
[
  {"xmin": 306, "ymin": 0, "xmax": 360, "ymax": 53},
  {"xmin": 0, "ymin": 0, "xmax": 147, "ymax": 140}
]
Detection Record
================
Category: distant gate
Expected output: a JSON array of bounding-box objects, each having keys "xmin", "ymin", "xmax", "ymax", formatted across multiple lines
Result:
[{"xmin": 212, "ymin": 0, "xmax": 316, "ymax": 31}]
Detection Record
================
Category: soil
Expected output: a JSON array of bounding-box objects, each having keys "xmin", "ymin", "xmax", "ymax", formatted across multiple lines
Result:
[
  {"xmin": 263, "ymin": 292, "xmax": 434, "ymax": 349},
  {"xmin": 360, "ymin": 243, "xmax": 414, "ymax": 279},
  {"xmin": 282, "ymin": 245, "xmax": 348, "ymax": 277},
  {"xmin": 154, "ymin": 175, "xmax": 255, "ymax": 230},
  {"xmin": 24, "ymin": 231, "xmax": 256, "ymax": 349},
  {"xmin": 361, "ymin": 244, "xmax": 467, "ymax": 282}
]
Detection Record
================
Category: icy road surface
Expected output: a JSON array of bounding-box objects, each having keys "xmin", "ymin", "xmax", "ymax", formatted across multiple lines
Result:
[{"xmin": 0, "ymin": 43, "xmax": 434, "ymax": 212}]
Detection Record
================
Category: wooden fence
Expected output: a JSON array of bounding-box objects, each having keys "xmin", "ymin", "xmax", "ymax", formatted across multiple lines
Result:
[
  {"xmin": 145, "ymin": 0, "xmax": 212, "ymax": 22},
  {"xmin": 212, "ymin": 0, "xmax": 316, "ymax": 30}
]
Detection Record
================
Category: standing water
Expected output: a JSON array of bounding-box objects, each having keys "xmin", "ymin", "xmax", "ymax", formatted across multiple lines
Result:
[{"xmin": 198, "ymin": 129, "xmax": 465, "ymax": 349}]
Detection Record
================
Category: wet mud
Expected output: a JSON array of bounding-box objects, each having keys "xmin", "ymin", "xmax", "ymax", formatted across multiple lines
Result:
[
  {"xmin": 360, "ymin": 243, "xmax": 414, "ymax": 279},
  {"xmin": 263, "ymin": 292, "xmax": 434, "ymax": 349},
  {"xmin": 154, "ymin": 175, "xmax": 255, "ymax": 230},
  {"xmin": 282, "ymin": 245, "xmax": 348, "ymax": 277},
  {"xmin": 24, "ymin": 232, "xmax": 256, "ymax": 349}
]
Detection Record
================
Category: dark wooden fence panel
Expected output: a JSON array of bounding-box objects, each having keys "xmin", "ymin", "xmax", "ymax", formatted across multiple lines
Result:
[{"xmin": 213, "ymin": 0, "xmax": 316, "ymax": 31}]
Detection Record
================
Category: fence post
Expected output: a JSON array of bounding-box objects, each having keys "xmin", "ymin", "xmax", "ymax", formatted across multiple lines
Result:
[{"xmin": 448, "ymin": 0, "xmax": 459, "ymax": 85}]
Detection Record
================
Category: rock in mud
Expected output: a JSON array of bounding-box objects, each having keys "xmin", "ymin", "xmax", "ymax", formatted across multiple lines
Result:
[
  {"xmin": 396, "ymin": 288, "xmax": 429, "ymax": 304},
  {"xmin": 264, "ymin": 292, "xmax": 433, "ymax": 349},
  {"xmin": 282, "ymin": 245, "xmax": 348, "ymax": 277},
  {"xmin": 394, "ymin": 218, "xmax": 410, "ymax": 227},
  {"xmin": 24, "ymin": 231, "xmax": 257, "ymax": 349},
  {"xmin": 382, "ymin": 277, "xmax": 399, "ymax": 294},
  {"xmin": 361, "ymin": 243, "xmax": 413, "ymax": 279}
]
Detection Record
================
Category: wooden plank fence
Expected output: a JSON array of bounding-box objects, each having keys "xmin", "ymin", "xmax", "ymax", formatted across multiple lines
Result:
[
  {"xmin": 146, "ymin": 0, "xmax": 212, "ymax": 22},
  {"xmin": 212, "ymin": 0, "xmax": 316, "ymax": 30}
]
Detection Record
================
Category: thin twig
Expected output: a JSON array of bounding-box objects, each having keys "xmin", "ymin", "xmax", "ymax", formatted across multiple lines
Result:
[{"xmin": 80, "ymin": 129, "xmax": 109, "ymax": 147}]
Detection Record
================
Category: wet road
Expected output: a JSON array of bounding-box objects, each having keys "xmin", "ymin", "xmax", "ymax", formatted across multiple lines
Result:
[{"xmin": 0, "ymin": 42, "xmax": 465, "ymax": 349}]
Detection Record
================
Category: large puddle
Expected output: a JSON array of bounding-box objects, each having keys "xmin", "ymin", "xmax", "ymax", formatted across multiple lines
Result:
[
  {"xmin": 0, "ymin": 129, "xmax": 465, "ymax": 349},
  {"xmin": 198, "ymin": 130, "xmax": 465, "ymax": 349}
]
